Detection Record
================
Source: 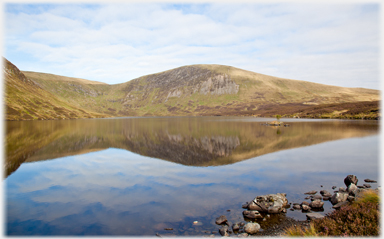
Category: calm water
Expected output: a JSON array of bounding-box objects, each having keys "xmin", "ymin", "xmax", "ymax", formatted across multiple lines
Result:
[{"xmin": 5, "ymin": 117, "xmax": 379, "ymax": 236}]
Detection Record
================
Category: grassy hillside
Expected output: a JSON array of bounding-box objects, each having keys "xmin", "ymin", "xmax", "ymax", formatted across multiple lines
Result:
[
  {"xmin": 4, "ymin": 59, "xmax": 379, "ymax": 120},
  {"xmin": 4, "ymin": 58, "xmax": 111, "ymax": 120}
]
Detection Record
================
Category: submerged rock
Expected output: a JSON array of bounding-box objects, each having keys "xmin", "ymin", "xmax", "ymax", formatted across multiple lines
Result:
[{"xmin": 304, "ymin": 190, "xmax": 317, "ymax": 195}]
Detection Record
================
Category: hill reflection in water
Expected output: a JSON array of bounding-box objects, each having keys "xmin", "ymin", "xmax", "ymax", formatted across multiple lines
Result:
[
  {"xmin": 5, "ymin": 117, "xmax": 378, "ymax": 177},
  {"xmin": 5, "ymin": 117, "xmax": 379, "ymax": 236}
]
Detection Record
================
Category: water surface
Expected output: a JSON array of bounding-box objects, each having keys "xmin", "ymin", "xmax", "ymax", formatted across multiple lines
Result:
[{"xmin": 5, "ymin": 117, "xmax": 379, "ymax": 236}]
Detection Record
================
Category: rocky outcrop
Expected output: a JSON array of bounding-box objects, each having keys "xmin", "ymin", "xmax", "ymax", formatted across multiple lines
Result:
[{"xmin": 199, "ymin": 74, "xmax": 239, "ymax": 95}]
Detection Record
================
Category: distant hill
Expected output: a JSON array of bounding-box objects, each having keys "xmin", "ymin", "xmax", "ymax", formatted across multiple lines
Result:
[{"xmin": 3, "ymin": 58, "xmax": 380, "ymax": 120}]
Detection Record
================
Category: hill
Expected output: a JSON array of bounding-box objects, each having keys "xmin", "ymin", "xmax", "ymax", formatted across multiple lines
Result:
[
  {"xmin": 4, "ymin": 58, "xmax": 380, "ymax": 120},
  {"xmin": 4, "ymin": 58, "xmax": 111, "ymax": 120}
]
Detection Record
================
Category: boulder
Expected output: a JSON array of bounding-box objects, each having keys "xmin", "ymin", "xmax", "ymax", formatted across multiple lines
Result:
[
  {"xmin": 309, "ymin": 200, "xmax": 324, "ymax": 209},
  {"xmin": 306, "ymin": 213, "xmax": 325, "ymax": 220},
  {"xmin": 215, "ymin": 215, "xmax": 227, "ymax": 225},
  {"xmin": 301, "ymin": 201, "xmax": 310, "ymax": 206},
  {"xmin": 219, "ymin": 225, "xmax": 229, "ymax": 236},
  {"xmin": 330, "ymin": 192, "xmax": 349, "ymax": 205},
  {"xmin": 243, "ymin": 210, "xmax": 263, "ymax": 219},
  {"xmin": 244, "ymin": 222, "xmax": 261, "ymax": 234},
  {"xmin": 347, "ymin": 183, "xmax": 358, "ymax": 196},
  {"xmin": 252, "ymin": 193, "xmax": 288, "ymax": 214},
  {"xmin": 344, "ymin": 175, "xmax": 358, "ymax": 187}
]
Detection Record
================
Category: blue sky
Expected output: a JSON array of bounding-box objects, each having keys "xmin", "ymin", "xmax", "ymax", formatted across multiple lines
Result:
[{"xmin": 4, "ymin": 2, "xmax": 380, "ymax": 89}]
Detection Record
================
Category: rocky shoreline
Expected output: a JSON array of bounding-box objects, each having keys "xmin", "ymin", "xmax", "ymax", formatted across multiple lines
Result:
[{"xmin": 208, "ymin": 175, "xmax": 378, "ymax": 237}]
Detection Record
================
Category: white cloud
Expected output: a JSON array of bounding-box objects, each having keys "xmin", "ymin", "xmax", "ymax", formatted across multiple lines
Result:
[{"xmin": 4, "ymin": 3, "xmax": 380, "ymax": 89}]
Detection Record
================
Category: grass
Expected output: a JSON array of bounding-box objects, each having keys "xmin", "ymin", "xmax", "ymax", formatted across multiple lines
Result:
[{"xmin": 284, "ymin": 189, "xmax": 380, "ymax": 237}]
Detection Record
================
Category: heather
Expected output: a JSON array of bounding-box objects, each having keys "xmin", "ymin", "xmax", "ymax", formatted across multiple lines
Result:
[{"xmin": 285, "ymin": 189, "xmax": 380, "ymax": 236}]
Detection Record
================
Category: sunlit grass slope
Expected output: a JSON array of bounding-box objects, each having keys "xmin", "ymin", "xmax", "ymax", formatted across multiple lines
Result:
[{"xmin": 4, "ymin": 58, "xmax": 111, "ymax": 120}]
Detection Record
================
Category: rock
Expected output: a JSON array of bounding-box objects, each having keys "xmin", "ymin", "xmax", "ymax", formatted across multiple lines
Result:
[
  {"xmin": 357, "ymin": 185, "xmax": 365, "ymax": 188},
  {"xmin": 347, "ymin": 196, "xmax": 355, "ymax": 202},
  {"xmin": 364, "ymin": 179, "xmax": 377, "ymax": 183},
  {"xmin": 330, "ymin": 192, "xmax": 349, "ymax": 205},
  {"xmin": 338, "ymin": 187, "xmax": 347, "ymax": 192},
  {"xmin": 247, "ymin": 201, "xmax": 263, "ymax": 211},
  {"xmin": 215, "ymin": 215, "xmax": 227, "ymax": 225},
  {"xmin": 304, "ymin": 196, "xmax": 311, "ymax": 200},
  {"xmin": 242, "ymin": 203, "xmax": 248, "ymax": 209},
  {"xmin": 293, "ymin": 204, "xmax": 301, "ymax": 210},
  {"xmin": 164, "ymin": 228, "xmax": 173, "ymax": 230},
  {"xmin": 320, "ymin": 190, "xmax": 332, "ymax": 197},
  {"xmin": 232, "ymin": 223, "xmax": 240, "ymax": 231},
  {"xmin": 301, "ymin": 204, "xmax": 311, "ymax": 211},
  {"xmin": 309, "ymin": 200, "xmax": 324, "ymax": 209},
  {"xmin": 282, "ymin": 208, "xmax": 287, "ymax": 213},
  {"xmin": 322, "ymin": 196, "xmax": 330, "ymax": 201},
  {"xmin": 219, "ymin": 225, "xmax": 229, "ymax": 236},
  {"xmin": 304, "ymin": 190, "xmax": 317, "ymax": 195},
  {"xmin": 344, "ymin": 175, "xmax": 358, "ymax": 187},
  {"xmin": 332, "ymin": 201, "xmax": 349, "ymax": 209},
  {"xmin": 243, "ymin": 210, "xmax": 263, "ymax": 219},
  {"xmin": 239, "ymin": 222, "xmax": 245, "ymax": 227},
  {"xmin": 252, "ymin": 193, "xmax": 288, "ymax": 214},
  {"xmin": 363, "ymin": 184, "xmax": 372, "ymax": 188},
  {"xmin": 237, "ymin": 233, "xmax": 249, "ymax": 237},
  {"xmin": 301, "ymin": 201, "xmax": 310, "ymax": 206},
  {"xmin": 244, "ymin": 222, "xmax": 261, "ymax": 234},
  {"xmin": 311, "ymin": 195, "xmax": 322, "ymax": 201},
  {"xmin": 332, "ymin": 186, "xmax": 337, "ymax": 189},
  {"xmin": 347, "ymin": 183, "xmax": 358, "ymax": 196},
  {"xmin": 306, "ymin": 213, "xmax": 325, "ymax": 220}
]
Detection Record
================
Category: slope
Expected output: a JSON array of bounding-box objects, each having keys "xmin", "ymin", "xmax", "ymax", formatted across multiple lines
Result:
[{"xmin": 4, "ymin": 58, "xmax": 111, "ymax": 120}]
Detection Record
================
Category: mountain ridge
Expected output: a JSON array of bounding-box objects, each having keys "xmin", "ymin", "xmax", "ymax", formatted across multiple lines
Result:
[{"xmin": 4, "ymin": 58, "xmax": 380, "ymax": 120}]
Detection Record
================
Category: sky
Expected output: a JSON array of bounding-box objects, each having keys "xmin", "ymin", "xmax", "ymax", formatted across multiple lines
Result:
[{"xmin": 3, "ymin": 2, "xmax": 381, "ymax": 89}]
